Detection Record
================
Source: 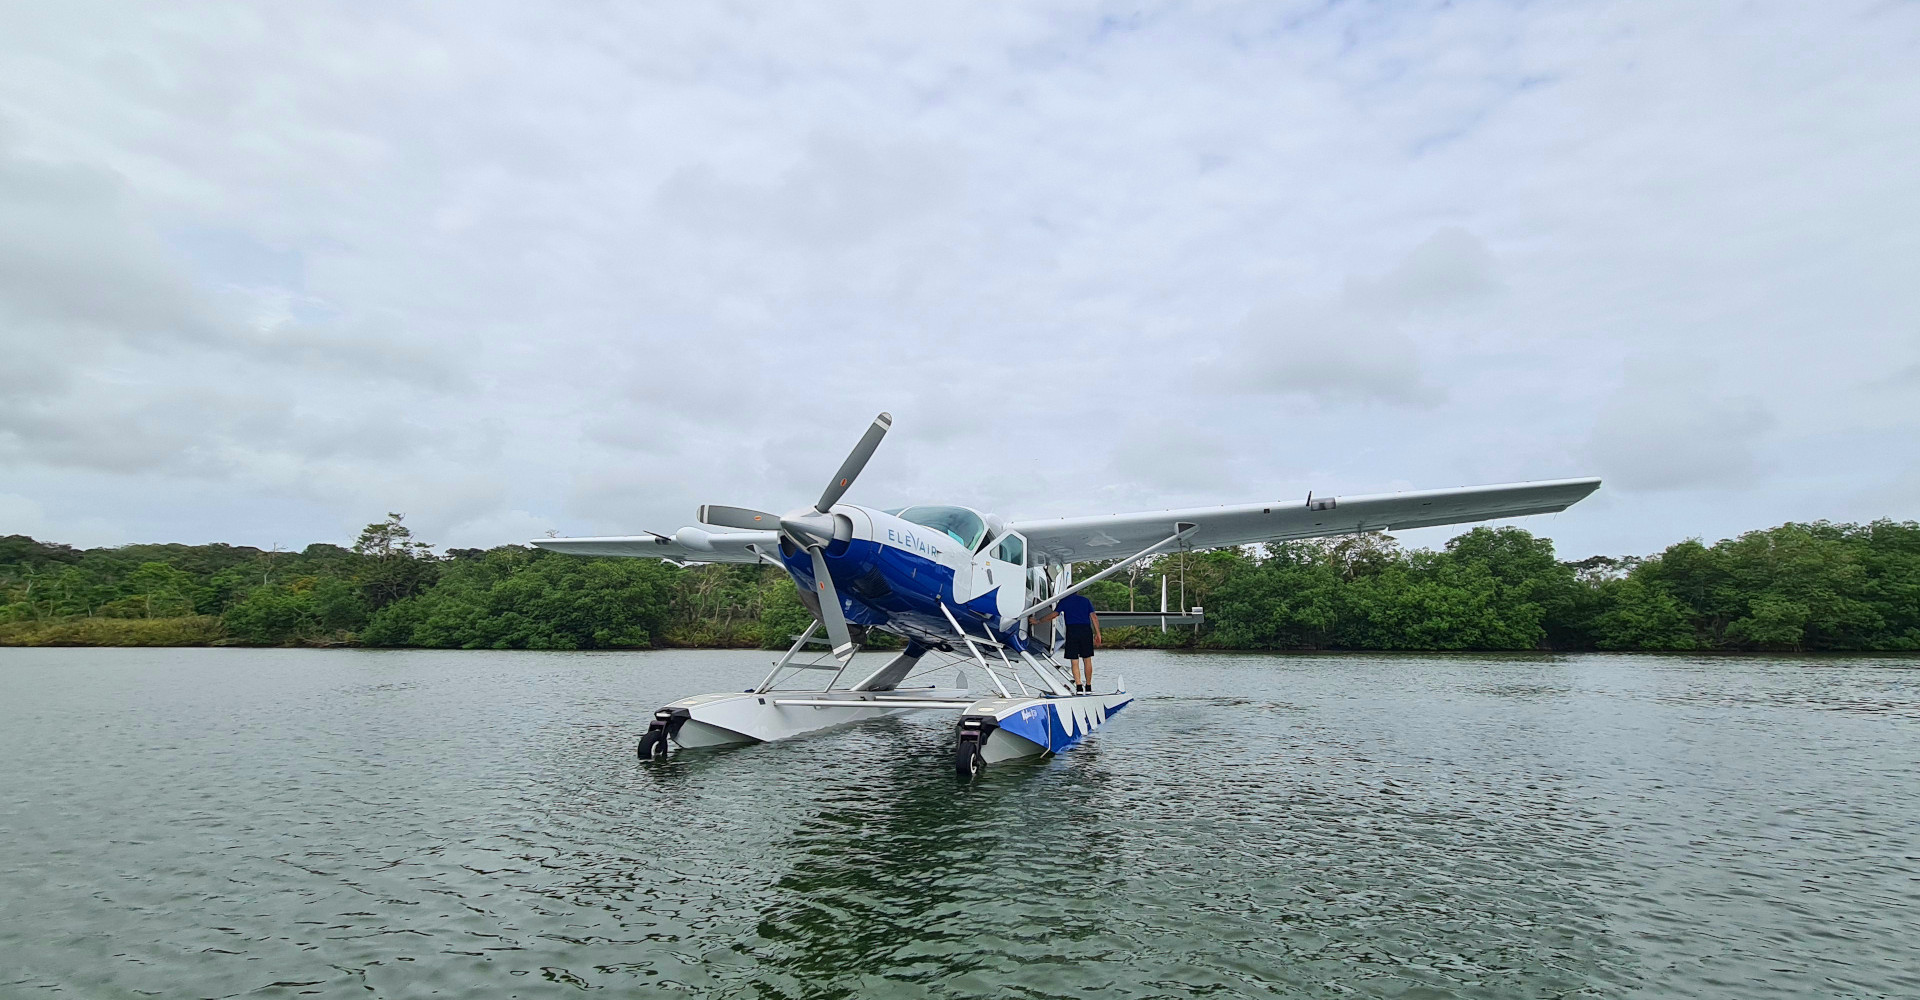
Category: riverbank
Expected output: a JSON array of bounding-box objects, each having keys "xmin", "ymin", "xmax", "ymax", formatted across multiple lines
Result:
[
  {"xmin": 7, "ymin": 618, "xmax": 1916, "ymax": 655},
  {"xmin": 0, "ymin": 615, "xmax": 226, "ymax": 647},
  {"xmin": 7, "ymin": 518, "xmax": 1920, "ymax": 653}
]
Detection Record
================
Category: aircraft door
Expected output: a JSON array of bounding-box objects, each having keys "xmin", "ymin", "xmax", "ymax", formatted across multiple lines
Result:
[
  {"xmin": 1025, "ymin": 562, "xmax": 1057, "ymax": 651},
  {"xmin": 980, "ymin": 531, "xmax": 1028, "ymax": 627}
]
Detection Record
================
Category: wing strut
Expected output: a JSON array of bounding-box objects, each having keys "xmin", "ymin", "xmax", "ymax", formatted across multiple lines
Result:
[{"xmin": 1013, "ymin": 522, "xmax": 1197, "ymax": 622}]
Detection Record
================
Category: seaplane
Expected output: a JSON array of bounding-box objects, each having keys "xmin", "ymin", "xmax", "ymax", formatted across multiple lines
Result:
[{"xmin": 534, "ymin": 413, "xmax": 1600, "ymax": 777}]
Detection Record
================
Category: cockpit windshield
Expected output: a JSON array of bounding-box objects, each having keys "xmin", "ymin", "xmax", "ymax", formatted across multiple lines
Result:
[{"xmin": 896, "ymin": 505, "xmax": 988, "ymax": 550}]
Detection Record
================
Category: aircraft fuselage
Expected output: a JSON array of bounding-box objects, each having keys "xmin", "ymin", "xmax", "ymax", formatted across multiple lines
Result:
[{"xmin": 776, "ymin": 504, "xmax": 1034, "ymax": 652}]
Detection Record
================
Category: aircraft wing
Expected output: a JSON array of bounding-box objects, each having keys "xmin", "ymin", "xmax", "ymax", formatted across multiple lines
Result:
[
  {"xmin": 531, "ymin": 528, "xmax": 780, "ymax": 565},
  {"xmin": 1011, "ymin": 477, "xmax": 1601, "ymax": 564}
]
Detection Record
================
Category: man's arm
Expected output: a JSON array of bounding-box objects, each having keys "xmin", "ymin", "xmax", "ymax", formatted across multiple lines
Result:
[{"xmin": 1090, "ymin": 610, "xmax": 1101, "ymax": 646}]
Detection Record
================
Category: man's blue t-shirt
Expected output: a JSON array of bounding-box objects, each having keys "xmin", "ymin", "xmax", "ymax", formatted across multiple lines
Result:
[{"xmin": 1057, "ymin": 593, "xmax": 1095, "ymax": 626}]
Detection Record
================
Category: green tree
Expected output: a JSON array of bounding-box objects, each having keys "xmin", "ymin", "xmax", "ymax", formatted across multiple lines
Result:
[
  {"xmin": 1589, "ymin": 578, "xmax": 1696, "ymax": 650},
  {"xmin": 119, "ymin": 561, "xmax": 200, "ymax": 618},
  {"xmin": 1206, "ymin": 543, "xmax": 1346, "ymax": 649},
  {"xmin": 9, "ymin": 516, "xmax": 1920, "ymax": 653},
  {"xmin": 363, "ymin": 547, "xmax": 677, "ymax": 649},
  {"xmin": 1724, "ymin": 595, "xmax": 1810, "ymax": 650},
  {"xmin": 354, "ymin": 513, "xmax": 440, "ymax": 610},
  {"xmin": 312, "ymin": 576, "xmax": 371, "ymax": 632},
  {"xmin": 223, "ymin": 586, "xmax": 320, "ymax": 645},
  {"xmin": 1340, "ymin": 557, "xmax": 1543, "ymax": 650},
  {"xmin": 757, "ymin": 579, "xmax": 817, "ymax": 650}
]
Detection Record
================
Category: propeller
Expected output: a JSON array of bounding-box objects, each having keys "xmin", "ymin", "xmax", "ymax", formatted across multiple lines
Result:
[{"xmin": 697, "ymin": 412, "xmax": 892, "ymax": 664}]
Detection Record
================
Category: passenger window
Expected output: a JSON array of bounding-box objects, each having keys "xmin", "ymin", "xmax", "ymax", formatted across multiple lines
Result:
[{"xmin": 994, "ymin": 534, "xmax": 1024, "ymax": 566}]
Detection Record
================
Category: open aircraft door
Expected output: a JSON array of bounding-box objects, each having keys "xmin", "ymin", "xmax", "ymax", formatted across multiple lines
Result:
[
  {"xmin": 980, "ymin": 530, "xmax": 1028, "ymax": 630},
  {"xmin": 1019, "ymin": 557, "xmax": 1065, "ymax": 655}
]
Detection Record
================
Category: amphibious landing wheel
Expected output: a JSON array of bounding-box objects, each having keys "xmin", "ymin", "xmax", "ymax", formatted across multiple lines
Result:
[
  {"xmin": 954, "ymin": 715, "xmax": 993, "ymax": 779},
  {"xmin": 636, "ymin": 729, "xmax": 671, "ymax": 760},
  {"xmin": 636, "ymin": 707, "xmax": 691, "ymax": 760},
  {"xmin": 954, "ymin": 738, "xmax": 983, "ymax": 779}
]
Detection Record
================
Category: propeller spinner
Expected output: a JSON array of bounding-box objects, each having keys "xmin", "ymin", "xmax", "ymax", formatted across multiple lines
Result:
[{"xmin": 697, "ymin": 412, "xmax": 892, "ymax": 663}]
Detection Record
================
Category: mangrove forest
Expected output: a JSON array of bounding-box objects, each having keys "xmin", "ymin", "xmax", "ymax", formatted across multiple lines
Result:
[{"xmin": 3, "ymin": 514, "xmax": 1917, "ymax": 653}]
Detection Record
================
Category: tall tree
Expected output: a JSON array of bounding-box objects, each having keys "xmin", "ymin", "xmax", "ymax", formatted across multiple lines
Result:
[{"xmin": 354, "ymin": 513, "xmax": 440, "ymax": 610}]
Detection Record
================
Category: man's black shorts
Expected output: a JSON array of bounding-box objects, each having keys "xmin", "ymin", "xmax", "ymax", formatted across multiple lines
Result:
[{"xmin": 1064, "ymin": 623, "xmax": 1095, "ymax": 659}]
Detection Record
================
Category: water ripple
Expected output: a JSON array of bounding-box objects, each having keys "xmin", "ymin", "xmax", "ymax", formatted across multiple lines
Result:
[{"xmin": 2, "ymin": 648, "xmax": 1916, "ymax": 998}]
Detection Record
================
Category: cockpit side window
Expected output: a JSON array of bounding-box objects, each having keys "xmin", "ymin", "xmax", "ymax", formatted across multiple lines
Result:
[
  {"xmin": 896, "ymin": 506, "xmax": 987, "ymax": 550},
  {"xmin": 993, "ymin": 534, "xmax": 1025, "ymax": 566}
]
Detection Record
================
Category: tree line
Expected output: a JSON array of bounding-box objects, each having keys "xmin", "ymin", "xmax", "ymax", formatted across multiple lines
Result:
[{"xmin": 2, "ymin": 514, "xmax": 1916, "ymax": 652}]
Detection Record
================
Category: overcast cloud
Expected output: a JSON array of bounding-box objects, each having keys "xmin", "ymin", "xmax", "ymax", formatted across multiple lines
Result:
[{"xmin": 1, "ymin": 1, "xmax": 1915, "ymax": 559}]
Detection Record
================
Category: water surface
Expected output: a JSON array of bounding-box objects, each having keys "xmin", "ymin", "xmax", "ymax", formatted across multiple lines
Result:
[{"xmin": 2, "ymin": 649, "xmax": 1916, "ymax": 998}]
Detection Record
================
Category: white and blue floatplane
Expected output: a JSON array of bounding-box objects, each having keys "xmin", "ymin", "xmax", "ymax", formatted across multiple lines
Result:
[{"xmin": 535, "ymin": 413, "xmax": 1600, "ymax": 777}]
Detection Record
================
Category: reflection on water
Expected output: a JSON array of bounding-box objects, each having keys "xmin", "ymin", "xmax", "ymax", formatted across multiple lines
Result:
[{"xmin": 2, "ymin": 648, "xmax": 1917, "ymax": 998}]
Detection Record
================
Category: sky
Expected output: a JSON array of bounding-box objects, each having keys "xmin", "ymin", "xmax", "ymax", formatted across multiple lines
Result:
[{"xmin": 1, "ymin": 1, "xmax": 1916, "ymax": 560}]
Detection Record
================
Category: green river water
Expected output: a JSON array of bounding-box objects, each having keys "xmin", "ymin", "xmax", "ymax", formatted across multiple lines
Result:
[{"xmin": 2, "ymin": 648, "xmax": 1915, "ymax": 998}]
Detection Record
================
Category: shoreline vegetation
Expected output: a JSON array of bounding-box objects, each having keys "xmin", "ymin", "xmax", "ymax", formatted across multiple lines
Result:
[{"xmin": 4, "ymin": 514, "xmax": 1918, "ymax": 653}]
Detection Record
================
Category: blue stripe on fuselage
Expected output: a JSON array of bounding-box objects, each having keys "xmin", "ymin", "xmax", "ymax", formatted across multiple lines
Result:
[{"xmin": 779, "ymin": 537, "xmax": 1019, "ymax": 647}]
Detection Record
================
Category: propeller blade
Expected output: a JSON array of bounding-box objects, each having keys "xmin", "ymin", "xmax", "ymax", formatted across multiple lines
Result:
[
  {"xmin": 699, "ymin": 504, "xmax": 778, "ymax": 530},
  {"xmin": 808, "ymin": 544, "xmax": 858, "ymax": 663},
  {"xmin": 815, "ymin": 412, "xmax": 892, "ymax": 513}
]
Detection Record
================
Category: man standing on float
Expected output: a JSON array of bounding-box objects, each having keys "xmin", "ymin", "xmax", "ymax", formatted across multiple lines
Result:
[{"xmin": 1047, "ymin": 590, "xmax": 1100, "ymax": 694}]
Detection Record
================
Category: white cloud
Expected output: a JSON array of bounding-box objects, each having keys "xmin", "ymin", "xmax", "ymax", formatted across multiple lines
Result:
[
  {"xmin": 1344, "ymin": 227, "xmax": 1499, "ymax": 316},
  {"xmin": 1227, "ymin": 300, "xmax": 1445, "ymax": 407},
  {"xmin": 0, "ymin": 147, "xmax": 204, "ymax": 339},
  {"xmin": 656, "ymin": 132, "xmax": 959, "ymax": 249},
  {"xmin": 0, "ymin": 0, "xmax": 1914, "ymax": 559},
  {"xmin": 1106, "ymin": 422, "xmax": 1240, "ymax": 497},
  {"xmin": 1587, "ymin": 361, "xmax": 1776, "ymax": 492},
  {"xmin": 1213, "ymin": 227, "xmax": 1499, "ymax": 408},
  {"xmin": 0, "ymin": 492, "xmax": 120, "ymax": 547},
  {"xmin": 441, "ymin": 508, "xmax": 558, "ymax": 551}
]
